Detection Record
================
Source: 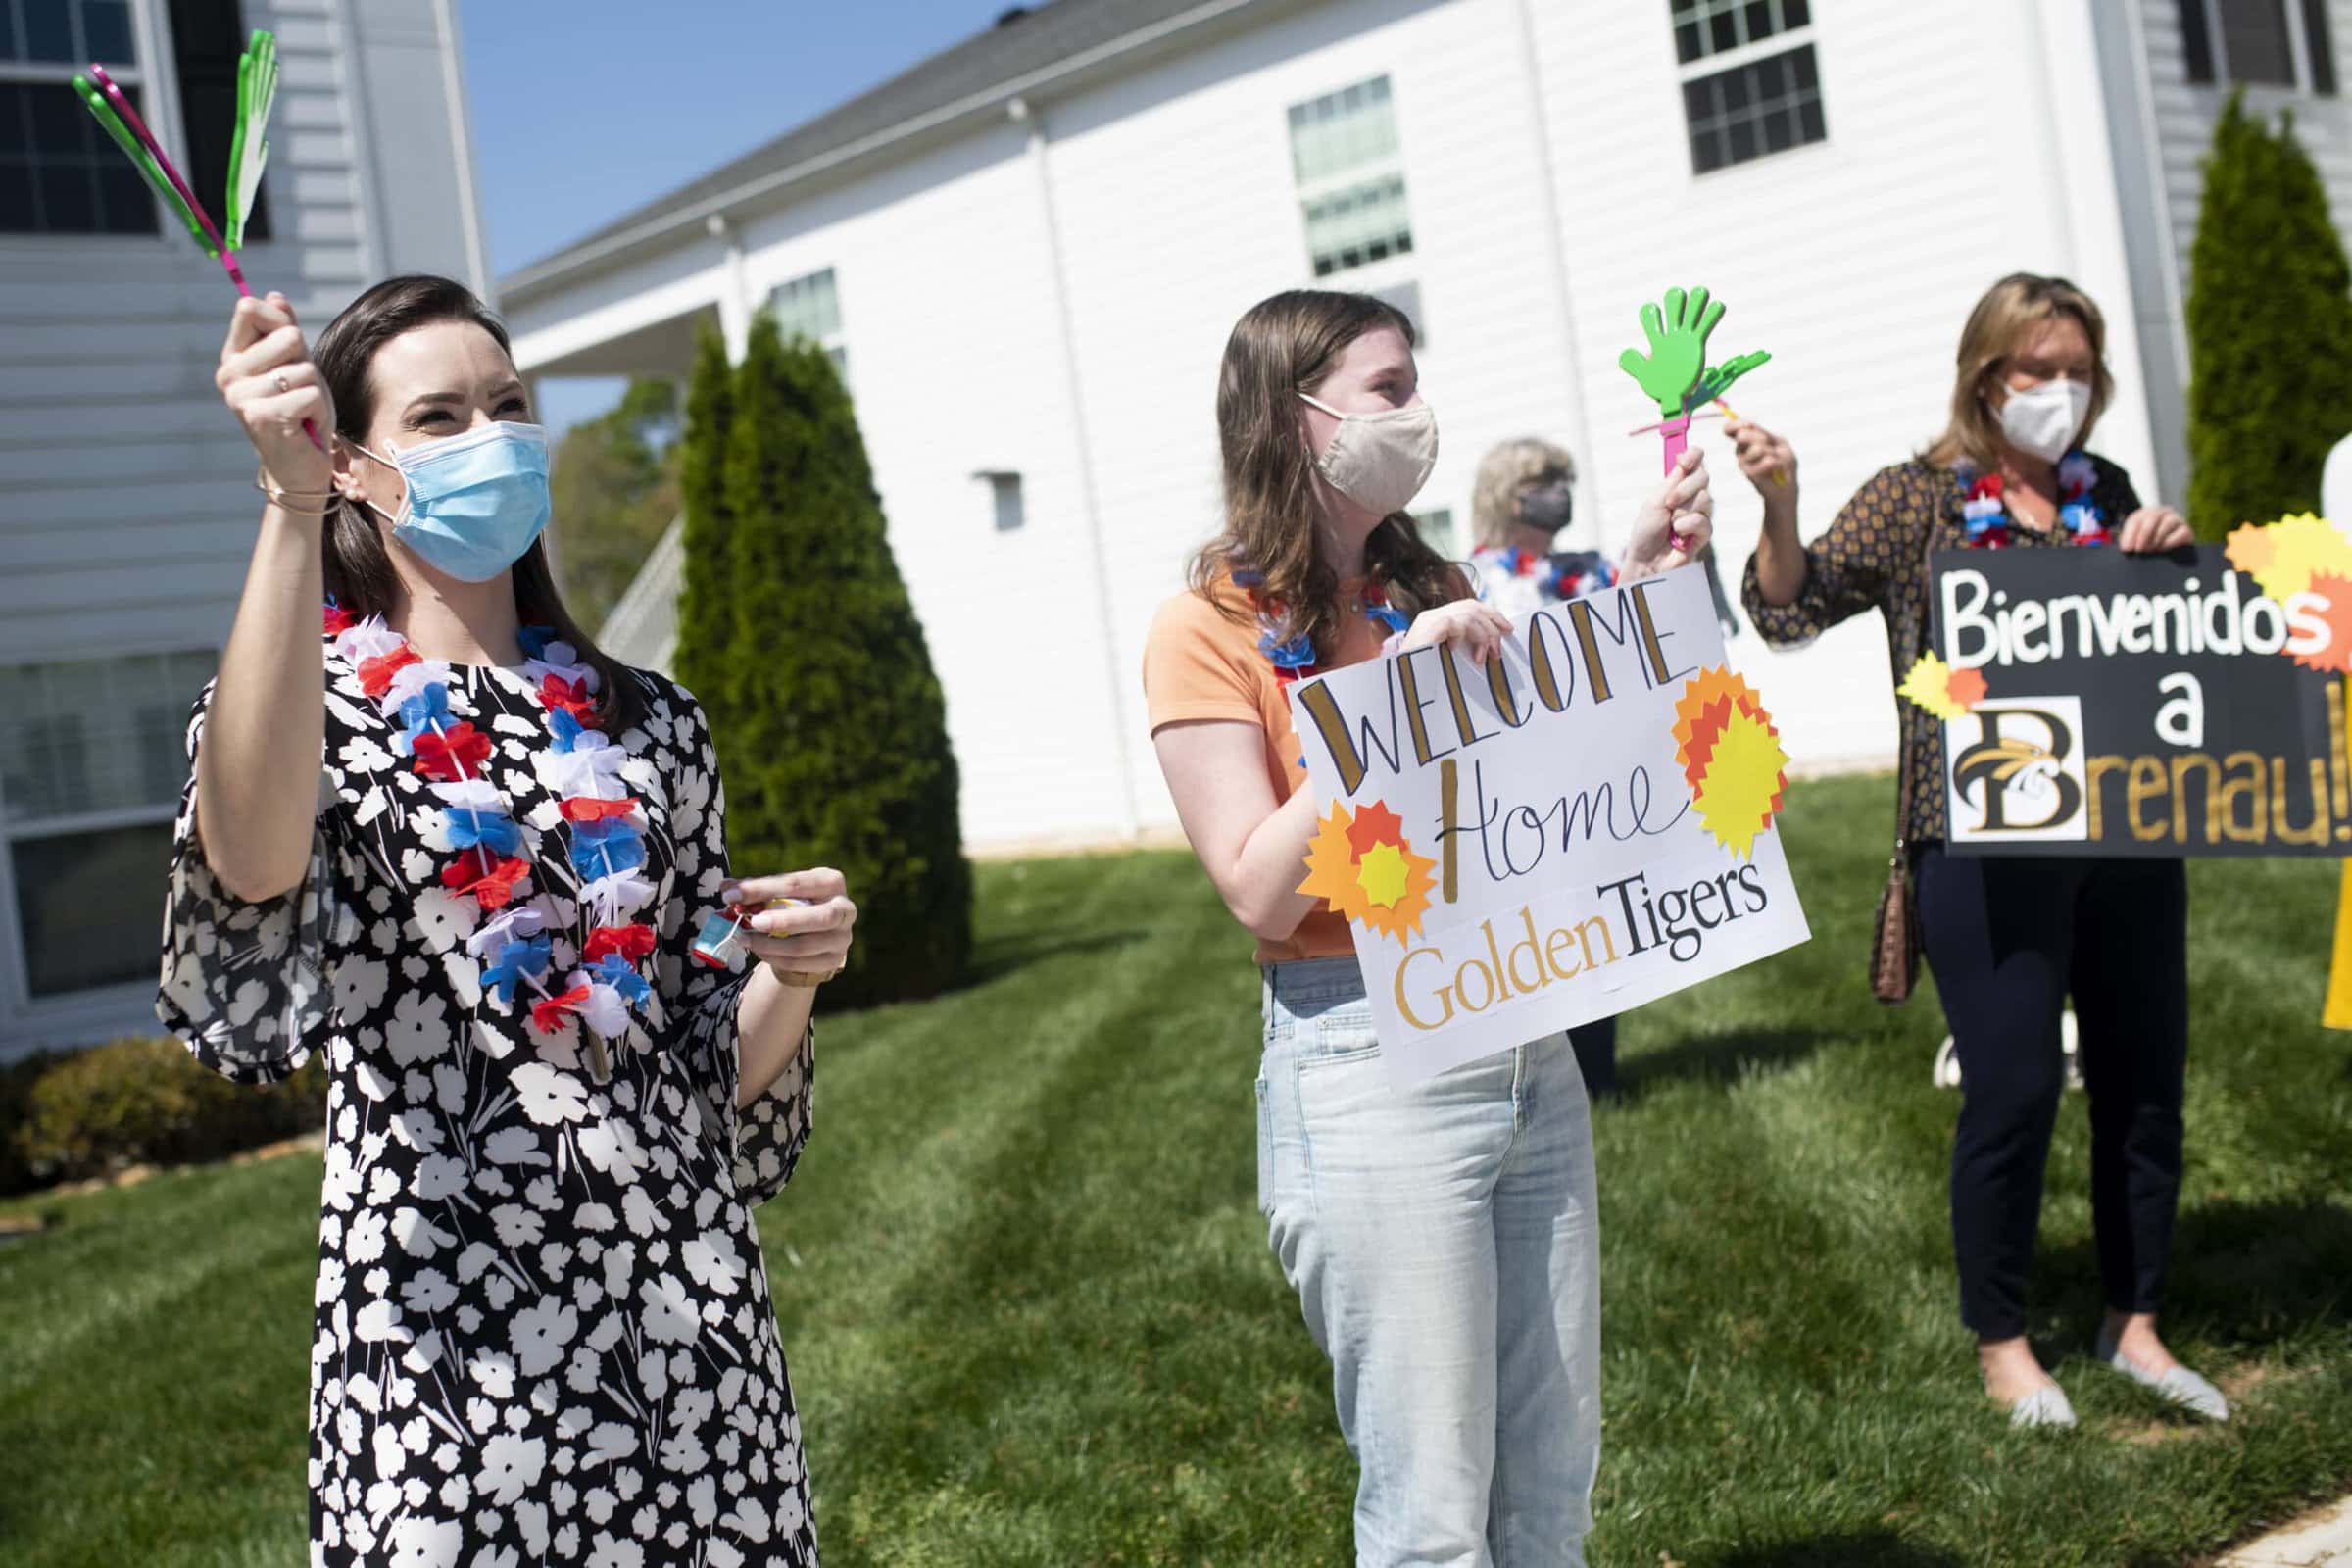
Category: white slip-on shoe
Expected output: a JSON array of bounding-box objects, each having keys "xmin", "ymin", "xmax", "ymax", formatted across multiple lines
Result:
[
  {"xmin": 2096, "ymin": 1336, "xmax": 2230, "ymax": 1422},
  {"xmin": 2007, "ymin": 1383, "xmax": 2078, "ymax": 1430}
]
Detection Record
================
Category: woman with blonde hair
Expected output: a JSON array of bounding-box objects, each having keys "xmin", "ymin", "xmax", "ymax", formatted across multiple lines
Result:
[
  {"xmin": 1740, "ymin": 272, "xmax": 2221, "ymax": 1430},
  {"xmin": 1143, "ymin": 289, "xmax": 1712, "ymax": 1563}
]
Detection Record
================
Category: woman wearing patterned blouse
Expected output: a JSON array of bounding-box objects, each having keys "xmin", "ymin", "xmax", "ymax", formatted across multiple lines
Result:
[
  {"xmin": 1465, "ymin": 437, "xmax": 1625, "ymax": 1097},
  {"xmin": 1739, "ymin": 273, "xmax": 2222, "ymax": 1431},
  {"xmin": 163, "ymin": 276, "xmax": 858, "ymax": 1564}
]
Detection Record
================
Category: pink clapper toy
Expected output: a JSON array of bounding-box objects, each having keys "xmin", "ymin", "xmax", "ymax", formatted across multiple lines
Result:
[{"xmin": 75, "ymin": 33, "xmax": 319, "ymax": 449}]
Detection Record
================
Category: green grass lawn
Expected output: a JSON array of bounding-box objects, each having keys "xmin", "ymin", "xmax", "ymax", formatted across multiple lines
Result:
[{"xmin": 5, "ymin": 772, "xmax": 2351, "ymax": 1567}]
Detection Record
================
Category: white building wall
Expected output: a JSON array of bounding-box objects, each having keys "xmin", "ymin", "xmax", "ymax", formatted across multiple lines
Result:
[{"xmin": 0, "ymin": 0, "xmax": 484, "ymax": 1055}]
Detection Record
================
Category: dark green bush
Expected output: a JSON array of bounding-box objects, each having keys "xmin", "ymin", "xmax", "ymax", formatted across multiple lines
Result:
[
  {"xmin": 7, "ymin": 1037, "xmax": 327, "ymax": 1191},
  {"xmin": 679, "ymin": 314, "xmax": 973, "ymax": 1006},
  {"xmin": 2185, "ymin": 91, "xmax": 2352, "ymax": 539},
  {"xmin": 673, "ymin": 324, "xmax": 739, "ymax": 712}
]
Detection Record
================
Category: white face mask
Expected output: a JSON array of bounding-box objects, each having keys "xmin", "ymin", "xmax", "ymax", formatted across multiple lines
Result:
[
  {"xmin": 1298, "ymin": 391, "xmax": 1439, "ymax": 516},
  {"xmin": 1995, "ymin": 376, "xmax": 2091, "ymax": 464}
]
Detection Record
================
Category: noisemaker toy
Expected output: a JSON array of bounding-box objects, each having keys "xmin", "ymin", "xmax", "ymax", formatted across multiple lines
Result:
[{"xmin": 75, "ymin": 30, "xmax": 318, "ymax": 447}]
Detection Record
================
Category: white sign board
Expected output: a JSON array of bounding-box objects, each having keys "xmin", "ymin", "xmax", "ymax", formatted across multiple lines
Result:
[{"xmin": 1286, "ymin": 564, "xmax": 1811, "ymax": 1086}]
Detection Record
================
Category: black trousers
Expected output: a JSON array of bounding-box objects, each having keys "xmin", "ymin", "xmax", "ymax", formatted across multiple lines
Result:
[
  {"xmin": 1913, "ymin": 844, "xmax": 2188, "ymax": 1341},
  {"xmin": 1568, "ymin": 1017, "xmax": 1617, "ymax": 1097}
]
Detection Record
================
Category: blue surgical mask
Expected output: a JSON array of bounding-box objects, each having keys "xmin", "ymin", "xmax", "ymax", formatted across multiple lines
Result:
[{"xmin": 354, "ymin": 421, "xmax": 552, "ymax": 582}]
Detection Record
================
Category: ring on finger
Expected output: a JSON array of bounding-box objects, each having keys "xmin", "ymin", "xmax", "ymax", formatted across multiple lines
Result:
[{"xmin": 271, "ymin": 371, "xmax": 289, "ymax": 396}]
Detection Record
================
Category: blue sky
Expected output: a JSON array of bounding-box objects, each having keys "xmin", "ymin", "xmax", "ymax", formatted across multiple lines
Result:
[{"xmin": 455, "ymin": 0, "xmax": 1015, "ymax": 433}]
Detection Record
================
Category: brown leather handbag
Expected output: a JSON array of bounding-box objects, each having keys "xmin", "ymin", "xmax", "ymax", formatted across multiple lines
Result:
[{"xmin": 1870, "ymin": 760, "xmax": 1921, "ymax": 1004}]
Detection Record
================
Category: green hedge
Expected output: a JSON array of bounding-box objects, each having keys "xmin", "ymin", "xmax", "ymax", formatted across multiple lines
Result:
[
  {"xmin": 2185, "ymin": 91, "xmax": 2352, "ymax": 539},
  {"xmin": 1, "ymin": 1038, "xmax": 327, "ymax": 1195},
  {"xmin": 676, "ymin": 314, "xmax": 973, "ymax": 1006}
]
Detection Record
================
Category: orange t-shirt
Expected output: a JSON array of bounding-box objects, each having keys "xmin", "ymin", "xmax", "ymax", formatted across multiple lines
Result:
[{"xmin": 1142, "ymin": 575, "xmax": 1391, "ymax": 964}]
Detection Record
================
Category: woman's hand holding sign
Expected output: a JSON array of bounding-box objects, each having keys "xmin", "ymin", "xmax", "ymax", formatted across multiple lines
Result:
[
  {"xmin": 1401, "ymin": 599, "xmax": 1514, "ymax": 669},
  {"xmin": 2119, "ymin": 505, "xmax": 2193, "ymax": 554}
]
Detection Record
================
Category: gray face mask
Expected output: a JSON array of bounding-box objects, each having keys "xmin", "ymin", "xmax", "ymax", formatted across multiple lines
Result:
[{"xmin": 1518, "ymin": 480, "xmax": 1573, "ymax": 534}]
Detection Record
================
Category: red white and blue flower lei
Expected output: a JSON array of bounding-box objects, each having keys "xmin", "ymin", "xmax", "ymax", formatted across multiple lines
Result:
[
  {"xmin": 1957, "ymin": 452, "xmax": 2109, "ymax": 550},
  {"xmin": 1474, "ymin": 544, "xmax": 1618, "ymax": 600},
  {"xmin": 1231, "ymin": 568, "xmax": 1411, "ymax": 687},
  {"xmin": 322, "ymin": 600, "xmax": 654, "ymax": 1079}
]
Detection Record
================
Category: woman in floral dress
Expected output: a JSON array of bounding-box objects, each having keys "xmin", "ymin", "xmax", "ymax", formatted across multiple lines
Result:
[{"xmin": 160, "ymin": 274, "xmax": 858, "ymax": 1566}]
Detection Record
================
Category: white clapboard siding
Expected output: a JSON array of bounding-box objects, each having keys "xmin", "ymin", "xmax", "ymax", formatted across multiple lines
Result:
[{"xmin": 2141, "ymin": 0, "xmax": 2352, "ymax": 290}]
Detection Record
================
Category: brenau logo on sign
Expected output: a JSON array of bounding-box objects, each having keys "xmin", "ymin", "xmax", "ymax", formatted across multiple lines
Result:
[{"xmin": 1286, "ymin": 564, "xmax": 1812, "ymax": 1086}]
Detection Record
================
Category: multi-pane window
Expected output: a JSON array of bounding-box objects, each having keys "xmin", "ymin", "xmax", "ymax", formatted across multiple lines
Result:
[
  {"xmin": 769, "ymin": 267, "xmax": 849, "ymax": 378},
  {"xmin": 2177, "ymin": 0, "xmax": 2337, "ymax": 95},
  {"xmin": 0, "ymin": 649, "xmax": 215, "ymax": 999},
  {"xmin": 1287, "ymin": 75, "xmax": 1413, "ymax": 278},
  {"xmin": 0, "ymin": 0, "xmax": 158, "ymax": 234},
  {"xmin": 1670, "ymin": 0, "xmax": 1828, "ymax": 175}
]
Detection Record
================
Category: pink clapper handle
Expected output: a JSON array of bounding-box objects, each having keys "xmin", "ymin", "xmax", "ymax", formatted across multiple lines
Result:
[
  {"xmin": 90, "ymin": 63, "xmax": 321, "ymax": 451},
  {"xmin": 1659, "ymin": 411, "xmax": 1695, "ymax": 550}
]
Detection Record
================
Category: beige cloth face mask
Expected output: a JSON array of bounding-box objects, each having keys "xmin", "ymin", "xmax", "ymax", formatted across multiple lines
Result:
[{"xmin": 1299, "ymin": 391, "xmax": 1440, "ymax": 516}]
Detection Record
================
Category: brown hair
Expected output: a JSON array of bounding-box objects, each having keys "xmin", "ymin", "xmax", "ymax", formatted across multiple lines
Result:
[
  {"xmin": 1471, "ymin": 436, "xmax": 1576, "ymax": 549},
  {"xmin": 1925, "ymin": 272, "xmax": 2114, "ymax": 473},
  {"xmin": 311, "ymin": 274, "xmax": 642, "ymax": 731},
  {"xmin": 1190, "ymin": 289, "xmax": 1467, "ymax": 656}
]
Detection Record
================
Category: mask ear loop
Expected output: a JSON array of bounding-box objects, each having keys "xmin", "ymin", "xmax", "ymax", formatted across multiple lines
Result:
[{"xmin": 346, "ymin": 438, "xmax": 413, "ymax": 527}]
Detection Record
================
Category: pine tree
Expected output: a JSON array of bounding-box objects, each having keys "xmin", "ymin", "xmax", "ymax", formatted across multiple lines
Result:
[
  {"xmin": 714, "ymin": 318, "xmax": 972, "ymax": 1005},
  {"xmin": 673, "ymin": 325, "xmax": 738, "ymax": 716},
  {"xmin": 2185, "ymin": 91, "xmax": 2352, "ymax": 539}
]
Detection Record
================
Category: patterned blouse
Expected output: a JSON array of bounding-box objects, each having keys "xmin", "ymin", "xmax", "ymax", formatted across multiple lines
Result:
[
  {"xmin": 1739, "ymin": 454, "xmax": 2143, "ymax": 844},
  {"xmin": 158, "ymin": 655, "xmax": 819, "ymax": 1566}
]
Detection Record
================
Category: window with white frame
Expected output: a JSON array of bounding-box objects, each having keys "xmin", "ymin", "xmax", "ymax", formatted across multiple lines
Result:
[
  {"xmin": 0, "ymin": 0, "xmax": 271, "ymax": 238},
  {"xmin": 978, "ymin": 471, "xmax": 1024, "ymax": 533},
  {"xmin": 0, "ymin": 0, "xmax": 157, "ymax": 233},
  {"xmin": 1671, "ymin": 0, "xmax": 1828, "ymax": 175},
  {"xmin": 769, "ymin": 267, "xmax": 849, "ymax": 379},
  {"xmin": 1413, "ymin": 507, "xmax": 1458, "ymax": 559},
  {"xmin": 0, "ymin": 649, "xmax": 214, "ymax": 1001},
  {"xmin": 1287, "ymin": 75, "xmax": 1414, "ymax": 278},
  {"xmin": 2177, "ymin": 0, "xmax": 2337, "ymax": 94}
]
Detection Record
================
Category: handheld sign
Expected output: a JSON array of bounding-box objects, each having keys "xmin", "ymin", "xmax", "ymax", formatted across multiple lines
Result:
[
  {"xmin": 1918, "ymin": 526, "xmax": 2352, "ymax": 856},
  {"xmin": 1287, "ymin": 564, "xmax": 1811, "ymax": 1085}
]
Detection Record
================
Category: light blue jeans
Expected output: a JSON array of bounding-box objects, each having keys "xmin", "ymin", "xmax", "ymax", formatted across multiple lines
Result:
[{"xmin": 1258, "ymin": 956, "xmax": 1602, "ymax": 1568}]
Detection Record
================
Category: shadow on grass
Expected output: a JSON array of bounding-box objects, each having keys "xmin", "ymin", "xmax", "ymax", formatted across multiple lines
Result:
[
  {"xmin": 2035, "ymin": 1198, "xmax": 2352, "ymax": 1345},
  {"xmin": 1712, "ymin": 1532, "xmax": 1965, "ymax": 1567},
  {"xmin": 954, "ymin": 927, "xmax": 1149, "ymax": 991},
  {"xmin": 1616, "ymin": 1028, "xmax": 1820, "ymax": 1099}
]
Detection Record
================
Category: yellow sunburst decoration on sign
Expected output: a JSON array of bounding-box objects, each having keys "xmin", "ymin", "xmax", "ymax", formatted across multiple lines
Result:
[
  {"xmin": 2227, "ymin": 512, "xmax": 2352, "ymax": 602},
  {"xmin": 1896, "ymin": 651, "xmax": 1988, "ymax": 720},
  {"xmin": 1671, "ymin": 665, "xmax": 1788, "ymax": 860},
  {"xmin": 1692, "ymin": 706, "xmax": 1790, "ymax": 859},
  {"xmin": 1297, "ymin": 799, "xmax": 1439, "ymax": 942}
]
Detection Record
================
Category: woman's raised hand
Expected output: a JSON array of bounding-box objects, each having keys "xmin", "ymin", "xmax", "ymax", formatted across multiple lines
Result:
[
  {"xmin": 1400, "ymin": 599, "xmax": 1514, "ymax": 668},
  {"xmin": 1727, "ymin": 416, "xmax": 1797, "ymax": 498},
  {"xmin": 1621, "ymin": 447, "xmax": 1715, "ymax": 581},
  {"xmin": 218, "ymin": 292, "xmax": 334, "ymax": 495}
]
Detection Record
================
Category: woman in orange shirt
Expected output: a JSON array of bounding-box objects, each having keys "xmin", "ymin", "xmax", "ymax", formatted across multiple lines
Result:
[{"xmin": 1143, "ymin": 289, "xmax": 1711, "ymax": 1566}]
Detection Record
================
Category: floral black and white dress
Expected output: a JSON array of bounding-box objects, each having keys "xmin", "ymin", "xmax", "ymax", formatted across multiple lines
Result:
[{"xmin": 158, "ymin": 643, "xmax": 818, "ymax": 1568}]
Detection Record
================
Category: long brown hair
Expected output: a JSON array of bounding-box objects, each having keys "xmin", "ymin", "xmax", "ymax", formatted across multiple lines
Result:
[
  {"xmin": 312, "ymin": 274, "xmax": 642, "ymax": 732},
  {"xmin": 1924, "ymin": 272, "xmax": 2115, "ymax": 474},
  {"xmin": 1191, "ymin": 289, "xmax": 1467, "ymax": 656}
]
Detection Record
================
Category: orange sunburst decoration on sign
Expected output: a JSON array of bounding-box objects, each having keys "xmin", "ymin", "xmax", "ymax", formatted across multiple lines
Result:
[
  {"xmin": 2294, "ymin": 573, "xmax": 2352, "ymax": 674},
  {"xmin": 1298, "ymin": 800, "xmax": 1439, "ymax": 942},
  {"xmin": 1670, "ymin": 667, "xmax": 1789, "ymax": 860}
]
